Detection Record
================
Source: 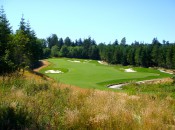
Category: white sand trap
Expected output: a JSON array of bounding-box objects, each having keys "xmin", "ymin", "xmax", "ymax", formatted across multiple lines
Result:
[
  {"xmin": 159, "ymin": 69, "xmax": 173, "ymax": 74},
  {"xmin": 125, "ymin": 68, "xmax": 136, "ymax": 72},
  {"xmin": 108, "ymin": 84, "xmax": 128, "ymax": 89},
  {"xmin": 45, "ymin": 70, "xmax": 63, "ymax": 74},
  {"xmin": 68, "ymin": 60, "xmax": 80, "ymax": 63},
  {"xmin": 98, "ymin": 61, "xmax": 108, "ymax": 65}
]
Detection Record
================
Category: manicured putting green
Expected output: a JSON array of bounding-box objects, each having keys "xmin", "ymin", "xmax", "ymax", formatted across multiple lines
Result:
[{"xmin": 40, "ymin": 58, "xmax": 172, "ymax": 90}]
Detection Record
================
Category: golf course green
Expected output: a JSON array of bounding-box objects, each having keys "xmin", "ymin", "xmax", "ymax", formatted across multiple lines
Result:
[{"xmin": 40, "ymin": 58, "xmax": 172, "ymax": 90}]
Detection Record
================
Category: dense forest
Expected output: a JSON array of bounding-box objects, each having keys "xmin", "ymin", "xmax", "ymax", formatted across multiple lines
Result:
[{"xmin": 1, "ymin": 7, "xmax": 175, "ymax": 75}]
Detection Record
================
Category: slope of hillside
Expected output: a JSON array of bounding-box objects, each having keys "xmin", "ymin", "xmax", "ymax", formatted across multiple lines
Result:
[{"xmin": 0, "ymin": 69, "xmax": 175, "ymax": 129}]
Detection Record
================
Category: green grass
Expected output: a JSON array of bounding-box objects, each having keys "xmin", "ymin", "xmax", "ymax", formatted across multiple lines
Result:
[{"xmin": 40, "ymin": 58, "xmax": 172, "ymax": 90}]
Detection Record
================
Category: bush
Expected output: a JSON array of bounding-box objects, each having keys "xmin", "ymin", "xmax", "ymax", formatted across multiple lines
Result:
[{"xmin": 0, "ymin": 104, "xmax": 32, "ymax": 129}]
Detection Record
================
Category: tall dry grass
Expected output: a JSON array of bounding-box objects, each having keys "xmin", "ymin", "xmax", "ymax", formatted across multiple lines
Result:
[{"xmin": 0, "ymin": 72, "xmax": 175, "ymax": 129}]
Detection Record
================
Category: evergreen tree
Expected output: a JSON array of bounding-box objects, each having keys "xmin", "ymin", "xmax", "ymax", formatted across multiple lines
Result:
[
  {"xmin": 12, "ymin": 15, "xmax": 42, "ymax": 70},
  {"xmin": 113, "ymin": 39, "xmax": 118, "ymax": 46},
  {"xmin": 98, "ymin": 43, "xmax": 106, "ymax": 61},
  {"xmin": 0, "ymin": 6, "xmax": 13, "ymax": 74},
  {"xmin": 12, "ymin": 30, "xmax": 29, "ymax": 72},
  {"xmin": 47, "ymin": 34, "xmax": 59, "ymax": 49},
  {"xmin": 77, "ymin": 38, "xmax": 83, "ymax": 46},
  {"xmin": 127, "ymin": 47, "xmax": 135, "ymax": 65},
  {"xmin": 151, "ymin": 38, "xmax": 161, "ymax": 66},
  {"xmin": 134, "ymin": 46, "xmax": 141, "ymax": 66},
  {"xmin": 88, "ymin": 45, "xmax": 100, "ymax": 60},
  {"xmin": 64, "ymin": 37, "xmax": 71, "ymax": 46},
  {"xmin": 19, "ymin": 14, "xmax": 26, "ymax": 32},
  {"xmin": 121, "ymin": 46, "xmax": 128, "ymax": 65},
  {"xmin": 58, "ymin": 38, "xmax": 63, "ymax": 48},
  {"xmin": 158, "ymin": 46, "xmax": 166, "ymax": 67},
  {"xmin": 113, "ymin": 46, "xmax": 122, "ymax": 64},
  {"xmin": 166, "ymin": 45, "xmax": 173, "ymax": 69},
  {"xmin": 120, "ymin": 37, "xmax": 126, "ymax": 45},
  {"xmin": 172, "ymin": 45, "xmax": 175, "ymax": 68}
]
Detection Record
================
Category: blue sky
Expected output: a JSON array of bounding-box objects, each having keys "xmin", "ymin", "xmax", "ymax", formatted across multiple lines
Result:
[{"xmin": 1, "ymin": 0, "xmax": 175, "ymax": 44}]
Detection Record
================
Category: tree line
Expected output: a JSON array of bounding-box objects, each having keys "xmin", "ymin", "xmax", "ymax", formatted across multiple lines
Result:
[
  {"xmin": 1, "ymin": 7, "xmax": 175, "ymax": 75},
  {"xmin": 45, "ymin": 34, "xmax": 175, "ymax": 69}
]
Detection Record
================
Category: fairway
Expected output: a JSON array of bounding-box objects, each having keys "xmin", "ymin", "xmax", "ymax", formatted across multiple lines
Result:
[{"xmin": 40, "ymin": 58, "xmax": 172, "ymax": 90}]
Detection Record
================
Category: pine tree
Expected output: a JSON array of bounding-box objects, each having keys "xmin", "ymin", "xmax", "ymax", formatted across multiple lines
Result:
[
  {"xmin": 113, "ymin": 39, "xmax": 119, "ymax": 46},
  {"xmin": 19, "ymin": 14, "xmax": 26, "ymax": 32},
  {"xmin": 58, "ymin": 38, "xmax": 63, "ymax": 49},
  {"xmin": 150, "ymin": 38, "xmax": 161, "ymax": 66},
  {"xmin": 47, "ymin": 34, "xmax": 59, "ymax": 49},
  {"xmin": 120, "ymin": 37, "xmax": 126, "ymax": 45},
  {"xmin": 12, "ymin": 15, "xmax": 42, "ymax": 70},
  {"xmin": 127, "ymin": 47, "xmax": 135, "ymax": 65},
  {"xmin": 166, "ymin": 45, "xmax": 173, "ymax": 69},
  {"xmin": 172, "ymin": 45, "xmax": 175, "ymax": 69},
  {"xmin": 64, "ymin": 37, "xmax": 71, "ymax": 46},
  {"xmin": 0, "ymin": 6, "xmax": 13, "ymax": 74},
  {"xmin": 12, "ymin": 30, "xmax": 29, "ymax": 72}
]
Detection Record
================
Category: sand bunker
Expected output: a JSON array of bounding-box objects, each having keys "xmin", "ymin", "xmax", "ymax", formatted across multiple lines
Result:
[
  {"xmin": 68, "ymin": 60, "xmax": 80, "ymax": 63},
  {"xmin": 108, "ymin": 78, "xmax": 168, "ymax": 89},
  {"xmin": 108, "ymin": 83, "xmax": 128, "ymax": 89},
  {"xmin": 125, "ymin": 68, "xmax": 136, "ymax": 72},
  {"xmin": 98, "ymin": 61, "xmax": 108, "ymax": 65},
  {"xmin": 45, "ymin": 70, "xmax": 63, "ymax": 74},
  {"xmin": 159, "ymin": 69, "xmax": 173, "ymax": 74}
]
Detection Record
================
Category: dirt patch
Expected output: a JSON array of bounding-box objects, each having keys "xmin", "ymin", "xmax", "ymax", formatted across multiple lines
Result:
[{"xmin": 33, "ymin": 60, "xmax": 50, "ymax": 72}]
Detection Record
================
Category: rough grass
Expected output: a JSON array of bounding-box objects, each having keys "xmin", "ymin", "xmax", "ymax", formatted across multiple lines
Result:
[
  {"xmin": 0, "ymin": 72, "xmax": 175, "ymax": 129},
  {"xmin": 40, "ymin": 58, "xmax": 172, "ymax": 90},
  {"xmin": 122, "ymin": 81, "xmax": 175, "ymax": 98}
]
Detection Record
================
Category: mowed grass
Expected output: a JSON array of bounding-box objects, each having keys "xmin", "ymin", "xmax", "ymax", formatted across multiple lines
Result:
[{"xmin": 40, "ymin": 58, "xmax": 172, "ymax": 90}]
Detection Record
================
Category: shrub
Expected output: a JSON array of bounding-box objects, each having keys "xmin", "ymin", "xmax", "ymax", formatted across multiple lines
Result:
[{"xmin": 0, "ymin": 104, "xmax": 33, "ymax": 129}]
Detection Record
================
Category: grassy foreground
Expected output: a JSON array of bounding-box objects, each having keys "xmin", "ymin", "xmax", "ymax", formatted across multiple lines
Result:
[
  {"xmin": 40, "ymin": 58, "xmax": 172, "ymax": 90},
  {"xmin": 0, "ymin": 72, "xmax": 175, "ymax": 129}
]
